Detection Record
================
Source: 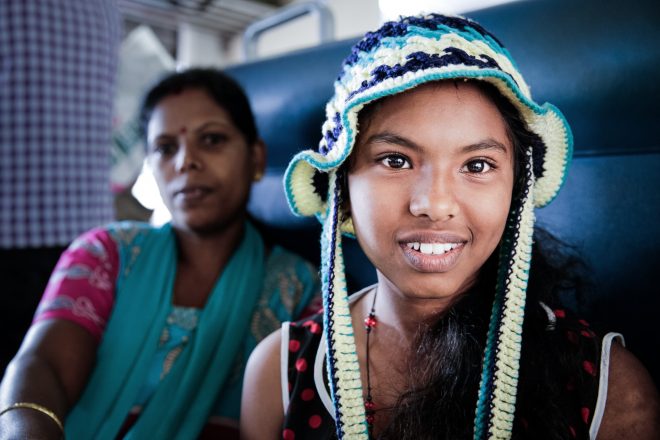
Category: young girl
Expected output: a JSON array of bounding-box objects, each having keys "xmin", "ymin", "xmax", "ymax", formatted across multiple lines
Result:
[{"xmin": 240, "ymin": 14, "xmax": 659, "ymax": 440}]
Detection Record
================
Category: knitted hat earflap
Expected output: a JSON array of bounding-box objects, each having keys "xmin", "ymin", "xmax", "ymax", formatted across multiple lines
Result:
[
  {"xmin": 474, "ymin": 149, "xmax": 535, "ymax": 439},
  {"xmin": 320, "ymin": 170, "xmax": 369, "ymax": 438}
]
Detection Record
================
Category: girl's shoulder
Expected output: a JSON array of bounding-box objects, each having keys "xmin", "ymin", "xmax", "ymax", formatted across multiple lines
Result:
[{"xmin": 542, "ymin": 305, "xmax": 660, "ymax": 439}]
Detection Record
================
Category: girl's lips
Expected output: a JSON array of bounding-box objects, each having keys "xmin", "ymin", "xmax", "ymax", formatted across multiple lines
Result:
[{"xmin": 400, "ymin": 242, "xmax": 465, "ymax": 273}]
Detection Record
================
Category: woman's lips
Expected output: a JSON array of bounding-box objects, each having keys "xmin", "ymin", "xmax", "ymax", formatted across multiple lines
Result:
[
  {"xmin": 174, "ymin": 186, "xmax": 212, "ymax": 203},
  {"xmin": 400, "ymin": 241, "xmax": 465, "ymax": 273}
]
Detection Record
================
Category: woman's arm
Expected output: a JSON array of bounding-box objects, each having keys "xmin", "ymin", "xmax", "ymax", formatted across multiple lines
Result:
[
  {"xmin": 597, "ymin": 343, "xmax": 660, "ymax": 439},
  {"xmin": 0, "ymin": 228, "xmax": 117, "ymax": 439},
  {"xmin": 0, "ymin": 319, "xmax": 97, "ymax": 439},
  {"xmin": 241, "ymin": 329, "xmax": 285, "ymax": 440}
]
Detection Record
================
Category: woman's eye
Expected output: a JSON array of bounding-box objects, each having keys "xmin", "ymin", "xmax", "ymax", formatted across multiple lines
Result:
[
  {"xmin": 201, "ymin": 133, "xmax": 228, "ymax": 146},
  {"xmin": 380, "ymin": 154, "xmax": 411, "ymax": 169},
  {"xmin": 463, "ymin": 159, "xmax": 493, "ymax": 174},
  {"xmin": 154, "ymin": 142, "xmax": 176, "ymax": 156}
]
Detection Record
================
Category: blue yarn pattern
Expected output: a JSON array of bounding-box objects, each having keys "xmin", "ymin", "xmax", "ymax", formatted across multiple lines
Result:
[
  {"xmin": 346, "ymin": 48, "xmax": 502, "ymax": 101},
  {"xmin": 321, "ymin": 112, "xmax": 343, "ymax": 155},
  {"xmin": 342, "ymin": 14, "xmax": 504, "ymax": 68}
]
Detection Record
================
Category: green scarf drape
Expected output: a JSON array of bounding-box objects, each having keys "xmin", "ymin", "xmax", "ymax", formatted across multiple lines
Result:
[{"xmin": 65, "ymin": 221, "xmax": 265, "ymax": 439}]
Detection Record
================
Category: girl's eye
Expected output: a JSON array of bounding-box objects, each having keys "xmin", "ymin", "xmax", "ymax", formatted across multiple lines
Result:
[
  {"xmin": 463, "ymin": 159, "xmax": 494, "ymax": 174},
  {"xmin": 380, "ymin": 154, "xmax": 411, "ymax": 169}
]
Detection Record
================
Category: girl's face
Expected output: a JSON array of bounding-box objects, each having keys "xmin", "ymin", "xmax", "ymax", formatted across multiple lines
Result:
[
  {"xmin": 147, "ymin": 88, "xmax": 264, "ymax": 234},
  {"xmin": 347, "ymin": 82, "xmax": 514, "ymax": 302}
]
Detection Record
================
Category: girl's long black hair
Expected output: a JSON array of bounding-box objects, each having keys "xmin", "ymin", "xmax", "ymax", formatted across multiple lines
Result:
[
  {"xmin": 350, "ymin": 81, "xmax": 598, "ymax": 439},
  {"xmin": 378, "ymin": 228, "xmax": 594, "ymax": 440}
]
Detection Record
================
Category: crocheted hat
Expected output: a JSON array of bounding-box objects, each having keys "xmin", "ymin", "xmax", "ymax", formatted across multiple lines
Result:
[{"xmin": 284, "ymin": 14, "xmax": 573, "ymax": 440}]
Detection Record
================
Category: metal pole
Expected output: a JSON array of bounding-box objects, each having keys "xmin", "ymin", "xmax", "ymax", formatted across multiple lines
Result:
[{"xmin": 242, "ymin": 1, "xmax": 335, "ymax": 61}]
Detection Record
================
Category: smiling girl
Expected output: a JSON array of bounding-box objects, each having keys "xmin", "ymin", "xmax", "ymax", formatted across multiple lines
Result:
[{"xmin": 240, "ymin": 15, "xmax": 659, "ymax": 440}]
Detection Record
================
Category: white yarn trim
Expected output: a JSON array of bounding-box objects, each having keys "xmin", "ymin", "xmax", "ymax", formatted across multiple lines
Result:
[
  {"xmin": 527, "ymin": 110, "xmax": 570, "ymax": 207},
  {"xmin": 281, "ymin": 321, "xmax": 291, "ymax": 414},
  {"xmin": 487, "ymin": 155, "xmax": 535, "ymax": 439},
  {"xmin": 314, "ymin": 286, "xmax": 376, "ymax": 421},
  {"xmin": 323, "ymin": 176, "xmax": 369, "ymax": 438},
  {"xmin": 589, "ymin": 332, "xmax": 625, "ymax": 439},
  {"xmin": 287, "ymin": 157, "xmax": 325, "ymax": 217}
]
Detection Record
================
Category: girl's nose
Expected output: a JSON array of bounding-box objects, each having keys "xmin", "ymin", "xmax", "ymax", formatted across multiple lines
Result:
[{"xmin": 409, "ymin": 169, "xmax": 459, "ymax": 222}]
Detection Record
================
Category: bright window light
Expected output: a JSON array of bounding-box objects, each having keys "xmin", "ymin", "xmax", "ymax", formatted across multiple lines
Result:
[
  {"xmin": 132, "ymin": 161, "xmax": 171, "ymax": 226},
  {"xmin": 379, "ymin": 0, "xmax": 523, "ymax": 21}
]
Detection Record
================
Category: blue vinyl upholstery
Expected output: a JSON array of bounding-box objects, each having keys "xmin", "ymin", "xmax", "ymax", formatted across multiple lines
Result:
[{"xmin": 227, "ymin": 0, "xmax": 660, "ymax": 383}]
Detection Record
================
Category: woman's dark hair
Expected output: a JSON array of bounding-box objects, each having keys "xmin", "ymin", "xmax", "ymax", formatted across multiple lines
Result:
[
  {"xmin": 342, "ymin": 81, "xmax": 594, "ymax": 439},
  {"xmin": 138, "ymin": 68, "xmax": 258, "ymax": 146}
]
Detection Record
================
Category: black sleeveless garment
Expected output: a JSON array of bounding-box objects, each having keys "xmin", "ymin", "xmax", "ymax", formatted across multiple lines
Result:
[{"xmin": 282, "ymin": 296, "xmax": 604, "ymax": 439}]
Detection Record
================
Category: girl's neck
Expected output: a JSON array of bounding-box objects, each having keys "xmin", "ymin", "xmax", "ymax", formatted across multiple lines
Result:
[{"xmin": 370, "ymin": 274, "xmax": 457, "ymax": 344}]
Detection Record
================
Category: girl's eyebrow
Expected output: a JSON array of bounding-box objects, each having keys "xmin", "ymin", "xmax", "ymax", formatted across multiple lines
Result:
[
  {"xmin": 362, "ymin": 132, "xmax": 422, "ymax": 152},
  {"xmin": 362, "ymin": 133, "xmax": 509, "ymax": 155},
  {"xmin": 461, "ymin": 139, "xmax": 509, "ymax": 154}
]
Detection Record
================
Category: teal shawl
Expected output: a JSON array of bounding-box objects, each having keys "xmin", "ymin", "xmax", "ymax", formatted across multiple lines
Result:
[{"xmin": 65, "ymin": 221, "xmax": 265, "ymax": 439}]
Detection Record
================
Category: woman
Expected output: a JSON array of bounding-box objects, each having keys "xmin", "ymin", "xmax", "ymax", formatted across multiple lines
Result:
[
  {"xmin": 0, "ymin": 68, "xmax": 320, "ymax": 439},
  {"xmin": 240, "ymin": 15, "xmax": 659, "ymax": 439}
]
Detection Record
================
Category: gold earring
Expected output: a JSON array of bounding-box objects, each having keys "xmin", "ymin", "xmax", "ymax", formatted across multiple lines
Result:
[{"xmin": 253, "ymin": 171, "xmax": 263, "ymax": 182}]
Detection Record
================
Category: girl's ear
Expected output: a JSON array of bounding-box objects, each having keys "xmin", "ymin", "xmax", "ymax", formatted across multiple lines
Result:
[{"xmin": 342, "ymin": 200, "xmax": 351, "ymax": 224}]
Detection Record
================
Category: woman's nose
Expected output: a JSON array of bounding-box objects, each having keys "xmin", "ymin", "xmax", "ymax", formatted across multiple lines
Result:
[
  {"xmin": 174, "ymin": 143, "xmax": 202, "ymax": 173},
  {"xmin": 409, "ymin": 169, "xmax": 459, "ymax": 222}
]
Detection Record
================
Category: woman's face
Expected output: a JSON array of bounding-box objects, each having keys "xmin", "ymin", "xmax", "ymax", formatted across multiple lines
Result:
[
  {"xmin": 147, "ymin": 88, "xmax": 264, "ymax": 234},
  {"xmin": 347, "ymin": 82, "xmax": 514, "ymax": 302}
]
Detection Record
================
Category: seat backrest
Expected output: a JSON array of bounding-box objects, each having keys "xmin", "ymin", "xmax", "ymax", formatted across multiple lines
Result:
[{"xmin": 226, "ymin": 0, "xmax": 660, "ymax": 384}]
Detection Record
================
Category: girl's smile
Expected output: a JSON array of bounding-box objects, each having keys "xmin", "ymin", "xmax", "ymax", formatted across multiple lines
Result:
[{"xmin": 398, "ymin": 231, "xmax": 468, "ymax": 273}]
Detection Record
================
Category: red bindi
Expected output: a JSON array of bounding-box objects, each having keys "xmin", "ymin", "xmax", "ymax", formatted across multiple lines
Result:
[{"xmin": 179, "ymin": 127, "xmax": 187, "ymax": 134}]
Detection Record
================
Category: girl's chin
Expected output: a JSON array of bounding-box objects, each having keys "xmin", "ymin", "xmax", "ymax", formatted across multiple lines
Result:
[{"xmin": 378, "ymin": 272, "xmax": 469, "ymax": 303}]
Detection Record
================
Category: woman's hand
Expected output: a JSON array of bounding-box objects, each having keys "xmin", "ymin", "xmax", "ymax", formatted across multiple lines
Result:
[{"xmin": 0, "ymin": 319, "xmax": 96, "ymax": 439}]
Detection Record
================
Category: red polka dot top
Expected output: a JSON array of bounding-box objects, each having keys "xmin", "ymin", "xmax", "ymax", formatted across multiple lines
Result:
[{"xmin": 280, "ymin": 288, "xmax": 620, "ymax": 439}]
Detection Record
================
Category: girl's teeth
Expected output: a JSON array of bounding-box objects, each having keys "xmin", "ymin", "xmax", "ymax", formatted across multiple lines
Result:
[{"xmin": 408, "ymin": 242, "xmax": 458, "ymax": 255}]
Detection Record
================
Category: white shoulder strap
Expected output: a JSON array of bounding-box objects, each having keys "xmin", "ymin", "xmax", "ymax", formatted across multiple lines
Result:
[
  {"xmin": 281, "ymin": 321, "xmax": 291, "ymax": 414},
  {"xmin": 589, "ymin": 332, "xmax": 625, "ymax": 439}
]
